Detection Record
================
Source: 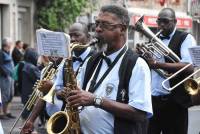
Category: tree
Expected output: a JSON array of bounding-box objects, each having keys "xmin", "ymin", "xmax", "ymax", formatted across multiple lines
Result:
[{"xmin": 35, "ymin": 0, "xmax": 92, "ymax": 31}]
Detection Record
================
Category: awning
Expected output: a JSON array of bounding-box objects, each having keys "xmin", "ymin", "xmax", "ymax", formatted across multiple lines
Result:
[{"xmin": 128, "ymin": 8, "xmax": 193, "ymax": 29}]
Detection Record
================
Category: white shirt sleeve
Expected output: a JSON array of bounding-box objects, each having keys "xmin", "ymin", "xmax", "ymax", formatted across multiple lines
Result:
[
  {"xmin": 54, "ymin": 62, "xmax": 64, "ymax": 91},
  {"xmin": 180, "ymin": 34, "xmax": 197, "ymax": 63},
  {"xmin": 128, "ymin": 57, "xmax": 153, "ymax": 117}
]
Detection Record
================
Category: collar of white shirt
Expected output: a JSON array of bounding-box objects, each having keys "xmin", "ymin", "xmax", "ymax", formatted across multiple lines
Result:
[
  {"xmin": 72, "ymin": 47, "xmax": 91, "ymax": 61},
  {"xmin": 103, "ymin": 44, "xmax": 128, "ymax": 63}
]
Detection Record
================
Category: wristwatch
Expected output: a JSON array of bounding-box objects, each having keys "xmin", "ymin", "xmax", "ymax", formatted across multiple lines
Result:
[{"xmin": 94, "ymin": 96, "xmax": 103, "ymax": 107}]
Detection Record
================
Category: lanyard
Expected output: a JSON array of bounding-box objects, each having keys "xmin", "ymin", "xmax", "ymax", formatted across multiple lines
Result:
[{"xmin": 88, "ymin": 46, "xmax": 127, "ymax": 93}]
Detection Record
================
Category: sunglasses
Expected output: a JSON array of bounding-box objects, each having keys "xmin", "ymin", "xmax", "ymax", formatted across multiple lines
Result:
[
  {"xmin": 156, "ymin": 18, "xmax": 174, "ymax": 24},
  {"xmin": 95, "ymin": 21, "xmax": 124, "ymax": 30}
]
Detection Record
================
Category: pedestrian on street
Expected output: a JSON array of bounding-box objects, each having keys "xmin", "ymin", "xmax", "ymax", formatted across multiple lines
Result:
[{"xmin": 0, "ymin": 37, "xmax": 15, "ymax": 120}]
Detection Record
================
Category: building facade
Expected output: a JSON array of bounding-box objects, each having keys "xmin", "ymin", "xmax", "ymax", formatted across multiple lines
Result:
[
  {"xmin": 0, "ymin": 0, "xmax": 35, "ymax": 48},
  {"xmin": 89, "ymin": 0, "xmax": 194, "ymax": 47},
  {"xmin": 188, "ymin": 0, "xmax": 200, "ymax": 44},
  {"xmin": 127, "ymin": 0, "xmax": 193, "ymax": 46}
]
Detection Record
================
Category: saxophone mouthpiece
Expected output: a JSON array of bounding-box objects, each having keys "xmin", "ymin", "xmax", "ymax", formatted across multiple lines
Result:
[{"xmin": 89, "ymin": 38, "xmax": 99, "ymax": 46}]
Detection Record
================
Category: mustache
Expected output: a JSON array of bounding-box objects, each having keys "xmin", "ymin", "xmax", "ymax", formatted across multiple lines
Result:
[{"xmin": 93, "ymin": 33, "xmax": 105, "ymax": 44}]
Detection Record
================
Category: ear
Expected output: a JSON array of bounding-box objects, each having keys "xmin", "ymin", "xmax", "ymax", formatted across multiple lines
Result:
[
  {"xmin": 120, "ymin": 25, "xmax": 127, "ymax": 34},
  {"xmin": 174, "ymin": 19, "xmax": 177, "ymax": 24}
]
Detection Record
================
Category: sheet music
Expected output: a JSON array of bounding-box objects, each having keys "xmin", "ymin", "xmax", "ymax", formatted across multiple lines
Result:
[
  {"xmin": 36, "ymin": 28, "xmax": 70, "ymax": 58},
  {"xmin": 188, "ymin": 46, "xmax": 200, "ymax": 67}
]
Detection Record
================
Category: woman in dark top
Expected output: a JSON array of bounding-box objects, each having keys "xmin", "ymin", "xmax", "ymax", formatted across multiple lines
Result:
[{"xmin": 20, "ymin": 48, "xmax": 41, "ymax": 119}]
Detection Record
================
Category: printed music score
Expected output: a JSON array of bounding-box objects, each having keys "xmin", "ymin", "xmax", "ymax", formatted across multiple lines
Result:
[
  {"xmin": 36, "ymin": 28, "xmax": 70, "ymax": 57},
  {"xmin": 189, "ymin": 46, "xmax": 200, "ymax": 66}
]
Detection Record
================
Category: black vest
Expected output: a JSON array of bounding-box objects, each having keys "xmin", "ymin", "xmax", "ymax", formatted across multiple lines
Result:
[
  {"xmin": 164, "ymin": 30, "xmax": 192, "ymax": 108},
  {"xmin": 83, "ymin": 49, "xmax": 149, "ymax": 134}
]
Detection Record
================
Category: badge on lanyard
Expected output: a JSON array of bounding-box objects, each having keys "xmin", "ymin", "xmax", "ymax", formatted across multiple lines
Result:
[
  {"xmin": 105, "ymin": 83, "xmax": 115, "ymax": 96},
  {"xmin": 120, "ymin": 89, "xmax": 126, "ymax": 101}
]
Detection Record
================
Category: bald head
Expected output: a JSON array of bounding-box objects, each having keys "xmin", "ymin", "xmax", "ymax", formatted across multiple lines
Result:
[
  {"xmin": 156, "ymin": 8, "xmax": 177, "ymax": 36},
  {"xmin": 69, "ymin": 22, "xmax": 90, "ymax": 45},
  {"xmin": 158, "ymin": 8, "xmax": 176, "ymax": 20},
  {"xmin": 69, "ymin": 23, "xmax": 89, "ymax": 36}
]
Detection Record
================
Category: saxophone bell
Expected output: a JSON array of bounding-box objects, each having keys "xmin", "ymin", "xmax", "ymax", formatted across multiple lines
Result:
[{"xmin": 47, "ymin": 59, "xmax": 81, "ymax": 134}]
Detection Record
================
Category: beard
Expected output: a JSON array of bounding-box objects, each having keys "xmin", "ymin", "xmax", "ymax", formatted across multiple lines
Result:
[
  {"xmin": 94, "ymin": 34, "xmax": 107, "ymax": 52},
  {"xmin": 95, "ymin": 42, "xmax": 107, "ymax": 52}
]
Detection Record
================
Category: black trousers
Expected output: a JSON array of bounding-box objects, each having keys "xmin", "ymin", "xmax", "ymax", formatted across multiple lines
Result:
[{"xmin": 148, "ymin": 95, "xmax": 188, "ymax": 134}]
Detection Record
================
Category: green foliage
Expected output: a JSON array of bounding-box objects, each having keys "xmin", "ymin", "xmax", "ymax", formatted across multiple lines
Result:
[{"xmin": 35, "ymin": 0, "xmax": 92, "ymax": 31}]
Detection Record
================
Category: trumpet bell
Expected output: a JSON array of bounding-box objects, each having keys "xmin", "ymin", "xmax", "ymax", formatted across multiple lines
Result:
[
  {"xmin": 42, "ymin": 86, "xmax": 56, "ymax": 104},
  {"xmin": 184, "ymin": 78, "xmax": 199, "ymax": 95}
]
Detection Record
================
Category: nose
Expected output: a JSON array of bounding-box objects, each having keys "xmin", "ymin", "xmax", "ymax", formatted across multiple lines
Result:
[
  {"xmin": 158, "ymin": 21, "xmax": 166, "ymax": 28},
  {"xmin": 70, "ymin": 36, "xmax": 76, "ymax": 43},
  {"xmin": 95, "ymin": 24, "xmax": 102, "ymax": 33}
]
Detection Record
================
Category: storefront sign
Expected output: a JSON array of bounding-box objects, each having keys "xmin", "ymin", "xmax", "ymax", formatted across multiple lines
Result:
[{"xmin": 131, "ymin": 15, "xmax": 192, "ymax": 29}]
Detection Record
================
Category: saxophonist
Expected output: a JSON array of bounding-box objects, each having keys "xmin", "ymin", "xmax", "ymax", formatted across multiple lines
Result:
[
  {"xmin": 57, "ymin": 5, "xmax": 152, "ymax": 134},
  {"xmin": 21, "ymin": 22, "xmax": 95, "ymax": 134}
]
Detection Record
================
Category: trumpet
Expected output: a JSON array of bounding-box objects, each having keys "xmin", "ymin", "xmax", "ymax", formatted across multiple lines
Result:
[
  {"xmin": 9, "ymin": 62, "xmax": 55, "ymax": 134},
  {"xmin": 42, "ymin": 58, "xmax": 67, "ymax": 104},
  {"xmin": 135, "ymin": 16, "xmax": 180, "ymax": 78}
]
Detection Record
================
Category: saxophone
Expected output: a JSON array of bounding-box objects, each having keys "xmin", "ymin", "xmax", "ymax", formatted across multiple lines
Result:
[
  {"xmin": 46, "ymin": 39, "xmax": 98, "ymax": 134},
  {"xmin": 47, "ymin": 58, "xmax": 80, "ymax": 134}
]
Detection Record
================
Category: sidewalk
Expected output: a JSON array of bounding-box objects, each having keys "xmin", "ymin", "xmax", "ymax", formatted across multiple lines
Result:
[
  {"xmin": 1, "ymin": 97, "xmax": 46, "ymax": 134},
  {"xmin": 1, "ymin": 97, "xmax": 200, "ymax": 134}
]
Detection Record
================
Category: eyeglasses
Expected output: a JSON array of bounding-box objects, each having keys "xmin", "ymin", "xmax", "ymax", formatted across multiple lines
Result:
[
  {"xmin": 95, "ymin": 21, "xmax": 124, "ymax": 30},
  {"xmin": 156, "ymin": 18, "xmax": 174, "ymax": 25}
]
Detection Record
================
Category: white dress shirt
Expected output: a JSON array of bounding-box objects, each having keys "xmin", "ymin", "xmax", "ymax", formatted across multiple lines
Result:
[
  {"xmin": 54, "ymin": 47, "xmax": 91, "ymax": 91},
  {"xmin": 77, "ymin": 45, "xmax": 152, "ymax": 134},
  {"xmin": 151, "ymin": 28, "xmax": 197, "ymax": 96}
]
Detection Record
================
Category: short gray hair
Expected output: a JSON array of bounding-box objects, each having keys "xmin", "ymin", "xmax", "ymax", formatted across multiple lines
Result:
[
  {"xmin": 100, "ymin": 5, "xmax": 130, "ymax": 27},
  {"xmin": 2, "ymin": 37, "xmax": 12, "ymax": 48}
]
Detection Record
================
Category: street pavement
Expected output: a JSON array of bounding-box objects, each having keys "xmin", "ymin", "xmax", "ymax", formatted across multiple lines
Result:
[
  {"xmin": 1, "ymin": 97, "xmax": 46, "ymax": 134},
  {"xmin": 1, "ymin": 97, "xmax": 200, "ymax": 134}
]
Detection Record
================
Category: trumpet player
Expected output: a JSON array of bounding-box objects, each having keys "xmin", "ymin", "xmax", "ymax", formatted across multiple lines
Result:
[
  {"xmin": 21, "ymin": 22, "xmax": 95, "ymax": 134},
  {"xmin": 136, "ymin": 8, "xmax": 196, "ymax": 134}
]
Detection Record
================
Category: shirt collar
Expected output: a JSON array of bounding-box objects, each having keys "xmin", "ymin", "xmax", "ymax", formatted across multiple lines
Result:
[
  {"xmin": 103, "ymin": 43, "xmax": 127, "ymax": 62},
  {"xmin": 72, "ymin": 47, "xmax": 91, "ymax": 61}
]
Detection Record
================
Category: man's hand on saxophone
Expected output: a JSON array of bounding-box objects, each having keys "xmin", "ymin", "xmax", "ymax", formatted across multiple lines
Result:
[
  {"xmin": 67, "ymin": 88, "xmax": 95, "ymax": 107},
  {"xmin": 56, "ymin": 87, "xmax": 96, "ymax": 107}
]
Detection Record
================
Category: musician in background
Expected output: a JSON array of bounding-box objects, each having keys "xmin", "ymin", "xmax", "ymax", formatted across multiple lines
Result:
[
  {"xmin": 60, "ymin": 5, "xmax": 152, "ymax": 134},
  {"xmin": 141, "ymin": 8, "xmax": 197, "ymax": 134},
  {"xmin": 21, "ymin": 22, "xmax": 94, "ymax": 134},
  {"xmin": 55, "ymin": 22, "xmax": 95, "ymax": 99}
]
